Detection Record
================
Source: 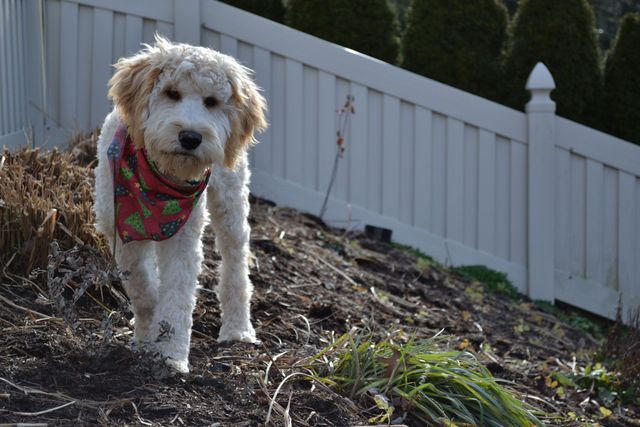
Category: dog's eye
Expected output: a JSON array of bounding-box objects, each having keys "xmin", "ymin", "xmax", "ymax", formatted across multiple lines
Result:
[
  {"xmin": 165, "ymin": 90, "xmax": 181, "ymax": 101},
  {"xmin": 204, "ymin": 96, "xmax": 218, "ymax": 108}
]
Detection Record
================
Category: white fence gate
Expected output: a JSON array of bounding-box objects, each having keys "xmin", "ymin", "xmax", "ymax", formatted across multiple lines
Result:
[{"xmin": 3, "ymin": 0, "xmax": 640, "ymax": 322}]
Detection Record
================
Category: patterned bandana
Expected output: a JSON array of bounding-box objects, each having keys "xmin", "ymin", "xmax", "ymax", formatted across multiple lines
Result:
[{"xmin": 107, "ymin": 125, "xmax": 210, "ymax": 243}]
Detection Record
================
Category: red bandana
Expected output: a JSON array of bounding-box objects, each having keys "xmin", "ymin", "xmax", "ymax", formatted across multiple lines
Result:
[{"xmin": 108, "ymin": 125, "xmax": 210, "ymax": 243}]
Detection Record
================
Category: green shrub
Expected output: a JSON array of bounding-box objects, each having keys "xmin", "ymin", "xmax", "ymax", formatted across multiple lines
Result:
[
  {"xmin": 286, "ymin": 0, "xmax": 400, "ymax": 64},
  {"xmin": 401, "ymin": 0, "xmax": 508, "ymax": 102},
  {"xmin": 219, "ymin": 0, "xmax": 285, "ymax": 23},
  {"xmin": 603, "ymin": 13, "xmax": 640, "ymax": 145},
  {"xmin": 503, "ymin": 0, "xmax": 603, "ymax": 126}
]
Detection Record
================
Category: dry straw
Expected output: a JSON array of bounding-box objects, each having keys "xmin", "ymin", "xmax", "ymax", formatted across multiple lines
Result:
[{"xmin": 0, "ymin": 144, "xmax": 107, "ymax": 278}]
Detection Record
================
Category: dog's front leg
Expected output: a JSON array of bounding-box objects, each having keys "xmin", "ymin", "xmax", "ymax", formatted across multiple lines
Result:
[
  {"xmin": 153, "ymin": 202, "xmax": 207, "ymax": 373},
  {"xmin": 207, "ymin": 160, "xmax": 257, "ymax": 344},
  {"xmin": 115, "ymin": 240, "xmax": 159, "ymax": 345}
]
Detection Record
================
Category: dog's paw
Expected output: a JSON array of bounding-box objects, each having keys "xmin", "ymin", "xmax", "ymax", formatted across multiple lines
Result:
[
  {"xmin": 217, "ymin": 324, "xmax": 259, "ymax": 344},
  {"xmin": 165, "ymin": 357, "xmax": 190, "ymax": 374}
]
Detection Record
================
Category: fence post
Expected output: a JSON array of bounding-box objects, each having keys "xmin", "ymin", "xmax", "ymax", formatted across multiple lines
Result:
[
  {"xmin": 174, "ymin": 0, "xmax": 200, "ymax": 45},
  {"xmin": 526, "ymin": 62, "xmax": 556, "ymax": 302}
]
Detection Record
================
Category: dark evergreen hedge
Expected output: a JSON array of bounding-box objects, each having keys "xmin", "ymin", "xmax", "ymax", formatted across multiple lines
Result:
[
  {"xmin": 219, "ymin": 0, "xmax": 285, "ymax": 23},
  {"xmin": 286, "ymin": 0, "xmax": 400, "ymax": 64},
  {"xmin": 603, "ymin": 13, "xmax": 640, "ymax": 145},
  {"xmin": 401, "ymin": 0, "xmax": 508, "ymax": 102},
  {"xmin": 503, "ymin": 0, "xmax": 603, "ymax": 125}
]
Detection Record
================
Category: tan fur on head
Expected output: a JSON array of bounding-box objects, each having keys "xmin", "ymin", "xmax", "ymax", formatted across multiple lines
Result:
[
  {"xmin": 108, "ymin": 52, "xmax": 161, "ymax": 149},
  {"xmin": 225, "ymin": 68, "xmax": 267, "ymax": 169},
  {"xmin": 107, "ymin": 35, "xmax": 268, "ymax": 178}
]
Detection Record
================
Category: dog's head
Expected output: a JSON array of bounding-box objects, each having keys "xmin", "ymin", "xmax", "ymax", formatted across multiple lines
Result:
[{"xmin": 108, "ymin": 36, "xmax": 267, "ymax": 181}]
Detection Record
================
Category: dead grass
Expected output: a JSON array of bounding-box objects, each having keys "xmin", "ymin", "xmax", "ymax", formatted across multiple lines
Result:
[{"xmin": 0, "ymin": 147, "xmax": 108, "ymax": 279}]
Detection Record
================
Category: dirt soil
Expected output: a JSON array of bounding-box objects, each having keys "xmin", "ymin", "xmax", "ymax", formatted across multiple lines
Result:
[{"xmin": 1, "ymin": 190, "xmax": 639, "ymax": 425}]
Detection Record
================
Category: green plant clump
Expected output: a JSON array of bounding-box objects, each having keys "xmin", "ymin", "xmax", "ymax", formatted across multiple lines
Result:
[
  {"xmin": 553, "ymin": 362, "xmax": 637, "ymax": 407},
  {"xmin": 402, "ymin": 0, "xmax": 508, "ymax": 102},
  {"xmin": 307, "ymin": 333, "xmax": 543, "ymax": 426},
  {"xmin": 603, "ymin": 13, "xmax": 640, "ymax": 145},
  {"xmin": 453, "ymin": 265, "xmax": 521, "ymax": 300},
  {"xmin": 286, "ymin": 0, "xmax": 400, "ymax": 64},
  {"xmin": 219, "ymin": 0, "xmax": 285, "ymax": 23},
  {"xmin": 503, "ymin": 0, "xmax": 603, "ymax": 126}
]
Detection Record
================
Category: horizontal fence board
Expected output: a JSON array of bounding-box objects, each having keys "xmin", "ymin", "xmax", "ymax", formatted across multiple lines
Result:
[
  {"xmin": 555, "ymin": 270, "xmax": 620, "ymax": 320},
  {"xmin": 61, "ymin": 0, "xmax": 173, "ymax": 22},
  {"xmin": 556, "ymin": 117, "xmax": 640, "ymax": 177}
]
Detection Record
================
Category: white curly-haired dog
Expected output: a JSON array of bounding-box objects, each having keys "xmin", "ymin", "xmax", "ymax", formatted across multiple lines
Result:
[{"xmin": 93, "ymin": 36, "xmax": 267, "ymax": 373}]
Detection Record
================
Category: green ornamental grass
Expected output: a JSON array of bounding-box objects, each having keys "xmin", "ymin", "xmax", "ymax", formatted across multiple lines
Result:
[{"xmin": 307, "ymin": 333, "xmax": 543, "ymax": 426}]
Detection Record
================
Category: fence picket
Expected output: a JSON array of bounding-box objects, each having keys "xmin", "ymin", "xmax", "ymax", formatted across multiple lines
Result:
[
  {"xmin": 317, "ymin": 71, "xmax": 335, "ymax": 198},
  {"xmin": 125, "ymin": 15, "xmax": 142, "ymax": 55},
  {"xmin": 413, "ymin": 107, "xmax": 432, "ymax": 230},
  {"xmin": 285, "ymin": 59, "xmax": 304, "ymax": 184},
  {"xmin": 617, "ymin": 173, "xmax": 635, "ymax": 318},
  {"xmin": 585, "ymin": 160, "xmax": 604, "ymax": 283},
  {"xmin": 382, "ymin": 94, "xmax": 400, "ymax": 219},
  {"xmin": 60, "ymin": 1, "xmax": 78, "ymax": 130},
  {"xmin": 349, "ymin": 82, "xmax": 367, "ymax": 208},
  {"xmin": 477, "ymin": 130, "xmax": 496, "ymax": 254},
  {"xmin": 91, "ymin": 8, "xmax": 113, "ymax": 127},
  {"xmin": 252, "ymin": 47, "xmax": 272, "ymax": 174},
  {"xmin": 446, "ymin": 118, "xmax": 465, "ymax": 242}
]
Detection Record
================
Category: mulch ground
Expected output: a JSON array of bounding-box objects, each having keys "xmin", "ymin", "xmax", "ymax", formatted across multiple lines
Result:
[{"xmin": 1, "ymin": 157, "xmax": 639, "ymax": 425}]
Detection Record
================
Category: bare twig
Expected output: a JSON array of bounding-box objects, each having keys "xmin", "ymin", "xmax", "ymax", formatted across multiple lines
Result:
[{"xmin": 7, "ymin": 400, "xmax": 76, "ymax": 416}]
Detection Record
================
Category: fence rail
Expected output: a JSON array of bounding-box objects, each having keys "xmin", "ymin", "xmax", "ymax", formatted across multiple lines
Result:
[{"xmin": 3, "ymin": 0, "xmax": 639, "ymax": 322}]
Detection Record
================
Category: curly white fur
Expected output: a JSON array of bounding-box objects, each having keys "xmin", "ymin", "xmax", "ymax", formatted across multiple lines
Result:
[{"xmin": 93, "ymin": 37, "xmax": 267, "ymax": 373}]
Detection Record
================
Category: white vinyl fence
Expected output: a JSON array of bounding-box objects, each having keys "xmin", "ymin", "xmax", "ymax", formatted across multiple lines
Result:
[{"xmin": 3, "ymin": 0, "xmax": 639, "ymax": 322}]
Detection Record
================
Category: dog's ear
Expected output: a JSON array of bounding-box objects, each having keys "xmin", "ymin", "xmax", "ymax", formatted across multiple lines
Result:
[
  {"xmin": 108, "ymin": 52, "xmax": 161, "ymax": 149},
  {"xmin": 225, "ymin": 67, "xmax": 267, "ymax": 170}
]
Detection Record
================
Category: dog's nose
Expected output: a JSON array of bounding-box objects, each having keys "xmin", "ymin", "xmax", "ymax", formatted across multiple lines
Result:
[{"xmin": 178, "ymin": 130, "xmax": 202, "ymax": 150}]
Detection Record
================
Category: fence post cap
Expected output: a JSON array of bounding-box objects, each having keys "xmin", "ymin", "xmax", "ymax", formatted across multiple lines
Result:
[
  {"xmin": 526, "ymin": 63, "xmax": 556, "ymax": 112},
  {"xmin": 526, "ymin": 62, "xmax": 556, "ymax": 91}
]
